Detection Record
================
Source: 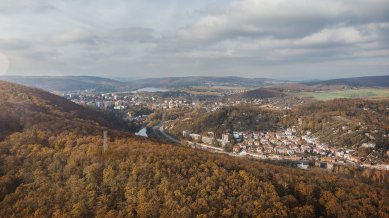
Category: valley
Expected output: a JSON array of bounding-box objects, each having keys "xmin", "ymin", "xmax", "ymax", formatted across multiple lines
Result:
[
  {"xmin": 2, "ymin": 1, "xmax": 389, "ymax": 216},
  {"xmin": 50, "ymin": 76, "xmax": 389, "ymax": 170},
  {"xmin": 0, "ymin": 78, "xmax": 388, "ymax": 217}
]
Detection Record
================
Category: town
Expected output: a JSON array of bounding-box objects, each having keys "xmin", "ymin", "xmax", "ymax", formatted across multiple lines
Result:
[
  {"xmin": 180, "ymin": 127, "xmax": 388, "ymax": 171},
  {"xmin": 62, "ymin": 88, "xmax": 389, "ymax": 172}
]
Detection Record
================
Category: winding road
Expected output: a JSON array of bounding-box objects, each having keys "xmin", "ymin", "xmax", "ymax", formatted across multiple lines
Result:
[{"xmin": 150, "ymin": 125, "xmax": 180, "ymax": 144}]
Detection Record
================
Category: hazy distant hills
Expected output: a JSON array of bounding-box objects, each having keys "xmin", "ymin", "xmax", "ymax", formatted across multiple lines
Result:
[
  {"xmin": 305, "ymin": 75, "xmax": 389, "ymax": 87},
  {"xmin": 1, "ymin": 75, "xmax": 388, "ymax": 93},
  {"xmin": 0, "ymin": 75, "xmax": 284, "ymax": 92},
  {"xmin": 0, "ymin": 75, "xmax": 128, "ymax": 92},
  {"xmin": 128, "ymin": 76, "xmax": 284, "ymax": 89}
]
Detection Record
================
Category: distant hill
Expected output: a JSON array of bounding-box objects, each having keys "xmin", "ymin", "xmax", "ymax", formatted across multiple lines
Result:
[
  {"xmin": 305, "ymin": 75, "xmax": 389, "ymax": 87},
  {"xmin": 129, "ymin": 76, "xmax": 285, "ymax": 89},
  {"xmin": 229, "ymin": 87, "xmax": 285, "ymax": 100},
  {"xmin": 0, "ymin": 75, "xmax": 286, "ymax": 92},
  {"xmin": 0, "ymin": 75, "xmax": 129, "ymax": 92},
  {"xmin": 2, "ymin": 75, "xmax": 388, "ymax": 93},
  {"xmin": 0, "ymin": 81, "xmax": 388, "ymax": 217}
]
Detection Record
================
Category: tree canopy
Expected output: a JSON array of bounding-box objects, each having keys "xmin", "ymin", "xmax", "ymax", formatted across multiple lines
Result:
[{"xmin": 0, "ymin": 81, "xmax": 388, "ymax": 217}]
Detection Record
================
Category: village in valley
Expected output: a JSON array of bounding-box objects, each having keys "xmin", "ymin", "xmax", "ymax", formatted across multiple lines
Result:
[
  {"xmin": 60, "ymin": 86, "xmax": 389, "ymax": 172},
  {"xmin": 180, "ymin": 126, "xmax": 387, "ymax": 171},
  {"xmin": 2, "ymin": 0, "xmax": 389, "ymax": 214}
]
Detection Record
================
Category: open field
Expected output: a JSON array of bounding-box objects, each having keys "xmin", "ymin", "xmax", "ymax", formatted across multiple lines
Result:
[
  {"xmin": 180, "ymin": 86, "xmax": 250, "ymax": 96},
  {"xmin": 297, "ymin": 88, "xmax": 389, "ymax": 100}
]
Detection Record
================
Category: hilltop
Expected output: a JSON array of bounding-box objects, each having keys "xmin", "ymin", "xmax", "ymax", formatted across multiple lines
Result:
[
  {"xmin": 0, "ymin": 81, "xmax": 388, "ymax": 217},
  {"xmin": 0, "ymin": 80, "xmax": 128, "ymax": 140}
]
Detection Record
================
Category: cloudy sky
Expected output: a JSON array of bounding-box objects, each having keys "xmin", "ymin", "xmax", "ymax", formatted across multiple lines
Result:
[{"xmin": 0, "ymin": 0, "xmax": 388, "ymax": 79}]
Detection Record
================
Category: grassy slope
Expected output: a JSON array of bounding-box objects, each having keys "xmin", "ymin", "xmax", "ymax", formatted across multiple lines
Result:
[{"xmin": 298, "ymin": 88, "xmax": 389, "ymax": 100}]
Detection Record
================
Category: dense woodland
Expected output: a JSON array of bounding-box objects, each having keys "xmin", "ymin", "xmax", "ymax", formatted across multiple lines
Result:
[
  {"xmin": 0, "ymin": 81, "xmax": 128, "ymax": 141},
  {"xmin": 168, "ymin": 106, "xmax": 283, "ymax": 138},
  {"xmin": 227, "ymin": 88, "xmax": 285, "ymax": 100},
  {"xmin": 0, "ymin": 81, "xmax": 389, "ymax": 217}
]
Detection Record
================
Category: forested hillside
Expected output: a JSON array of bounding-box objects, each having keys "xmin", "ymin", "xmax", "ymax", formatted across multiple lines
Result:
[
  {"xmin": 287, "ymin": 99, "xmax": 389, "ymax": 150},
  {"xmin": 169, "ymin": 99, "xmax": 389, "ymax": 151},
  {"xmin": 0, "ymin": 81, "xmax": 127, "ymax": 140},
  {"xmin": 228, "ymin": 88, "xmax": 285, "ymax": 100},
  {"xmin": 0, "ymin": 81, "xmax": 388, "ymax": 217},
  {"xmin": 168, "ymin": 106, "xmax": 284, "ymax": 138}
]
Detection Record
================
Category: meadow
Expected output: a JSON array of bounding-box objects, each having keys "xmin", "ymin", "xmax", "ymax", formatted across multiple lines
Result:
[{"xmin": 298, "ymin": 88, "xmax": 389, "ymax": 100}]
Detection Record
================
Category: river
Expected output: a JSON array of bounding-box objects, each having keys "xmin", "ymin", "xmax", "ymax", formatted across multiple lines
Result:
[
  {"xmin": 135, "ymin": 127, "xmax": 148, "ymax": 137},
  {"xmin": 132, "ymin": 87, "xmax": 169, "ymax": 93}
]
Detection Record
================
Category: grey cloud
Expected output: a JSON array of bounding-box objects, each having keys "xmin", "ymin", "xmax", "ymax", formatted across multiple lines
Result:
[
  {"xmin": 150, "ymin": 0, "xmax": 389, "ymax": 67},
  {"xmin": 48, "ymin": 28, "xmax": 100, "ymax": 46},
  {"xmin": 111, "ymin": 27, "xmax": 158, "ymax": 43},
  {"xmin": 0, "ymin": 38, "xmax": 32, "ymax": 50},
  {"xmin": 0, "ymin": 0, "xmax": 388, "ymax": 79},
  {"xmin": 155, "ymin": 0, "xmax": 389, "ymax": 55},
  {"xmin": 0, "ymin": 0, "xmax": 56, "ymax": 13}
]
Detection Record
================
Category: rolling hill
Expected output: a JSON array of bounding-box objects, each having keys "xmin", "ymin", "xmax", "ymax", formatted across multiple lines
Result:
[
  {"xmin": 228, "ymin": 87, "xmax": 286, "ymax": 100},
  {"xmin": 0, "ymin": 76, "xmax": 285, "ymax": 92},
  {"xmin": 2, "ymin": 75, "xmax": 388, "ymax": 94},
  {"xmin": 306, "ymin": 75, "xmax": 389, "ymax": 87},
  {"xmin": 129, "ymin": 76, "xmax": 284, "ymax": 89},
  {"xmin": 0, "ymin": 81, "xmax": 388, "ymax": 217},
  {"xmin": 0, "ymin": 75, "xmax": 129, "ymax": 92}
]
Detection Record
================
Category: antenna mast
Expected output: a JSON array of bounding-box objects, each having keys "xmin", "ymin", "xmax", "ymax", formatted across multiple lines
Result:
[{"xmin": 103, "ymin": 130, "xmax": 108, "ymax": 153}]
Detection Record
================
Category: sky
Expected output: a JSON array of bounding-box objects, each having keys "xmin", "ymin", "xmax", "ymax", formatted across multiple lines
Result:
[{"xmin": 0, "ymin": 0, "xmax": 388, "ymax": 79}]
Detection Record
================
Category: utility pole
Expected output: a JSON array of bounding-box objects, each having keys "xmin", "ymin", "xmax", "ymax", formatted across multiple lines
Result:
[{"xmin": 103, "ymin": 130, "xmax": 108, "ymax": 153}]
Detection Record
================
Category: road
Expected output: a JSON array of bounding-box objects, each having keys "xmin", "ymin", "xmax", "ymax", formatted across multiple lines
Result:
[{"xmin": 150, "ymin": 125, "xmax": 180, "ymax": 144}]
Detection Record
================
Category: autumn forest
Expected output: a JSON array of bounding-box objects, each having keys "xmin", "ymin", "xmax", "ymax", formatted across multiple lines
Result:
[{"xmin": 0, "ymin": 81, "xmax": 388, "ymax": 217}]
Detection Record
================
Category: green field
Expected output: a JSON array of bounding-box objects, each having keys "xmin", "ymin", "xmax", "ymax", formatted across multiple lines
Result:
[{"xmin": 298, "ymin": 88, "xmax": 389, "ymax": 100}]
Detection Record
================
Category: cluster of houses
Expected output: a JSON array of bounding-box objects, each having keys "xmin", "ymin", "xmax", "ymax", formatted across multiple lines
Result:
[
  {"xmin": 161, "ymin": 99, "xmax": 193, "ymax": 109},
  {"xmin": 182, "ymin": 127, "xmax": 389, "ymax": 170},
  {"xmin": 66, "ymin": 92, "xmax": 196, "ymax": 112},
  {"xmin": 183, "ymin": 130, "xmax": 233, "ymax": 148},
  {"xmin": 67, "ymin": 92, "xmax": 130, "ymax": 109}
]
